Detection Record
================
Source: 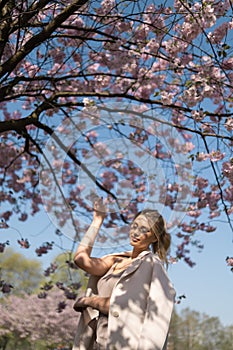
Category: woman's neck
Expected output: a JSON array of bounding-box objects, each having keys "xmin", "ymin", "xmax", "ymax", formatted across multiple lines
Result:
[{"xmin": 131, "ymin": 247, "xmax": 149, "ymax": 259}]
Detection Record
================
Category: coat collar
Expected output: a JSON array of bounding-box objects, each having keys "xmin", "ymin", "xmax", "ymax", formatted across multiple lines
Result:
[{"xmin": 120, "ymin": 250, "xmax": 152, "ymax": 279}]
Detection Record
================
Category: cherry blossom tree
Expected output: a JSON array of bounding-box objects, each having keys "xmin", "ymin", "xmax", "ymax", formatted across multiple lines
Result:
[
  {"xmin": 0, "ymin": 0, "xmax": 233, "ymax": 273},
  {"xmin": 0, "ymin": 288, "xmax": 79, "ymax": 349}
]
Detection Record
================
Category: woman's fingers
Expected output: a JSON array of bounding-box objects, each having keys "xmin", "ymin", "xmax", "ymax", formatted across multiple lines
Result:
[
  {"xmin": 73, "ymin": 297, "xmax": 87, "ymax": 312},
  {"xmin": 93, "ymin": 197, "xmax": 107, "ymax": 219},
  {"xmin": 94, "ymin": 197, "xmax": 104, "ymax": 210}
]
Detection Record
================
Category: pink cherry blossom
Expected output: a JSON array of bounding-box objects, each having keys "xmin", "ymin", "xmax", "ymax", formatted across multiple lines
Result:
[
  {"xmin": 196, "ymin": 152, "xmax": 209, "ymax": 162},
  {"xmin": 209, "ymin": 150, "xmax": 225, "ymax": 162},
  {"xmin": 194, "ymin": 176, "xmax": 209, "ymax": 189},
  {"xmin": 224, "ymin": 186, "xmax": 233, "ymax": 202},
  {"xmin": 0, "ymin": 0, "xmax": 233, "ymax": 273},
  {"xmin": 226, "ymin": 257, "xmax": 233, "ymax": 266},
  {"xmin": 224, "ymin": 117, "xmax": 233, "ymax": 131},
  {"xmin": 208, "ymin": 22, "xmax": 228, "ymax": 44},
  {"xmin": 222, "ymin": 161, "xmax": 233, "ymax": 184},
  {"xmin": 209, "ymin": 210, "xmax": 221, "ymax": 219}
]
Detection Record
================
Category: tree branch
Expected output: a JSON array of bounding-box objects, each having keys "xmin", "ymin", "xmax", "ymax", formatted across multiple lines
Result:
[
  {"xmin": 201, "ymin": 135, "xmax": 233, "ymax": 233},
  {"xmin": 24, "ymin": 130, "xmax": 80, "ymax": 239},
  {"xmin": 9, "ymin": 0, "xmax": 51, "ymax": 35},
  {"xmin": 0, "ymin": 0, "xmax": 15, "ymax": 58},
  {"xmin": 33, "ymin": 118, "xmax": 129, "ymax": 223},
  {"xmin": 0, "ymin": 0, "xmax": 89, "ymax": 79}
]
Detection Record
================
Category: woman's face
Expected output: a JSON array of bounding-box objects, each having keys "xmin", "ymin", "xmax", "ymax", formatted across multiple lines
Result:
[{"xmin": 129, "ymin": 214, "xmax": 156, "ymax": 249}]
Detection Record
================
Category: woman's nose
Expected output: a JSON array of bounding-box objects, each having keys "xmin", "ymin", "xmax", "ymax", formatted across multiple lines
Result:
[{"xmin": 133, "ymin": 229, "xmax": 140, "ymax": 237}]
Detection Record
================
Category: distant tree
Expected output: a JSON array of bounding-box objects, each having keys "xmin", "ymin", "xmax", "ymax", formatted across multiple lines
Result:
[
  {"xmin": 218, "ymin": 325, "xmax": 233, "ymax": 350},
  {"xmin": 49, "ymin": 252, "xmax": 87, "ymax": 286},
  {"xmin": 199, "ymin": 314, "xmax": 225, "ymax": 350},
  {"xmin": 0, "ymin": 248, "xmax": 44, "ymax": 295},
  {"xmin": 168, "ymin": 308, "xmax": 183, "ymax": 350},
  {"xmin": 177, "ymin": 308, "xmax": 201, "ymax": 350},
  {"xmin": 39, "ymin": 252, "xmax": 87, "ymax": 299},
  {"xmin": 168, "ymin": 308, "xmax": 233, "ymax": 350}
]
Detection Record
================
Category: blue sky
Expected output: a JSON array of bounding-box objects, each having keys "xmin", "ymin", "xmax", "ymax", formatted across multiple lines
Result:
[
  {"xmin": 2, "ymin": 207, "xmax": 233, "ymax": 327},
  {"xmin": 169, "ymin": 220, "xmax": 233, "ymax": 327}
]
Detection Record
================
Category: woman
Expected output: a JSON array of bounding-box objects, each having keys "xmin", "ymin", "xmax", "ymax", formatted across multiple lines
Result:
[{"xmin": 72, "ymin": 198, "xmax": 175, "ymax": 350}]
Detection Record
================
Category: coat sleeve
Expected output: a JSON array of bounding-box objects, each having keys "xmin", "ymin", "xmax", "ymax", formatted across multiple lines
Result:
[
  {"xmin": 138, "ymin": 259, "xmax": 176, "ymax": 350},
  {"xmin": 72, "ymin": 275, "xmax": 100, "ymax": 350}
]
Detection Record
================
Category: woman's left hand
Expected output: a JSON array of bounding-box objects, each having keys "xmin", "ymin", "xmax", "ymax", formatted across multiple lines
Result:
[
  {"xmin": 73, "ymin": 296, "xmax": 90, "ymax": 312},
  {"xmin": 73, "ymin": 295, "xmax": 110, "ymax": 315}
]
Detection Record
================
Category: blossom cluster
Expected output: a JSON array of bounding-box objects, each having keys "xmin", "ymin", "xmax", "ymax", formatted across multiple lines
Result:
[{"xmin": 0, "ymin": 0, "xmax": 233, "ymax": 270}]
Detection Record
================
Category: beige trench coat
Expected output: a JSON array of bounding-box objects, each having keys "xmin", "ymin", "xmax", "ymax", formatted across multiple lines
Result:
[{"xmin": 72, "ymin": 250, "xmax": 176, "ymax": 350}]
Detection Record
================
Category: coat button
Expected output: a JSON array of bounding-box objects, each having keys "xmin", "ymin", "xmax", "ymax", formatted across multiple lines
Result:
[{"xmin": 112, "ymin": 310, "xmax": 119, "ymax": 317}]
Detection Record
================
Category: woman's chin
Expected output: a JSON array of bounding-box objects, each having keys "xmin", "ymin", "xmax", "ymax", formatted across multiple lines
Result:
[{"xmin": 130, "ymin": 238, "xmax": 139, "ymax": 246}]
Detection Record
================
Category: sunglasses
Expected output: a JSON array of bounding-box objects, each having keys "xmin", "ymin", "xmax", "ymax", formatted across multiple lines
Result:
[{"xmin": 130, "ymin": 223, "xmax": 150, "ymax": 235}]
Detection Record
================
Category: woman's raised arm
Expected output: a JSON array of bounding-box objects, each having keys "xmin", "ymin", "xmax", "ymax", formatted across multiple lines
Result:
[{"xmin": 74, "ymin": 198, "xmax": 115, "ymax": 276}]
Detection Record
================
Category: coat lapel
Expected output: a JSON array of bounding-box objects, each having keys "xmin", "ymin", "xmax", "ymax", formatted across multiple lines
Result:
[{"xmin": 120, "ymin": 250, "xmax": 151, "ymax": 279}]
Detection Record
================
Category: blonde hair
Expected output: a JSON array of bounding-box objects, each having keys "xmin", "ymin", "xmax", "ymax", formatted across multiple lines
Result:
[{"xmin": 133, "ymin": 209, "xmax": 171, "ymax": 265}]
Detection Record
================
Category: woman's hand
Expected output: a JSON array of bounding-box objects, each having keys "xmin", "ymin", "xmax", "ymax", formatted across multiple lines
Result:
[
  {"xmin": 73, "ymin": 295, "xmax": 110, "ymax": 315},
  {"xmin": 73, "ymin": 296, "xmax": 90, "ymax": 312},
  {"xmin": 93, "ymin": 197, "xmax": 107, "ymax": 223}
]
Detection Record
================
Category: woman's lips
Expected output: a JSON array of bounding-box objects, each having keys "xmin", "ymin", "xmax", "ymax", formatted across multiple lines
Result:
[{"xmin": 131, "ymin": 235, "xmax": 140, "ymax": 242}]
